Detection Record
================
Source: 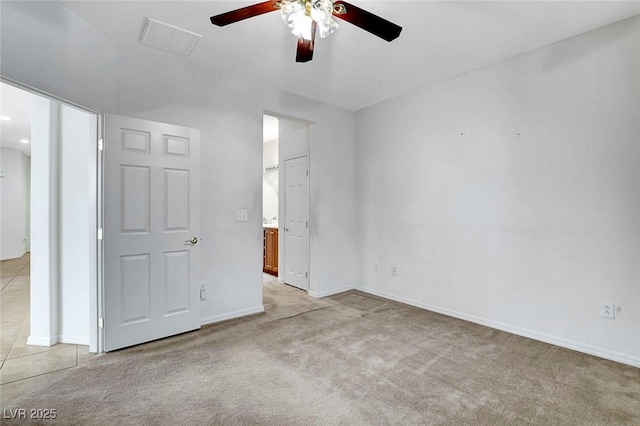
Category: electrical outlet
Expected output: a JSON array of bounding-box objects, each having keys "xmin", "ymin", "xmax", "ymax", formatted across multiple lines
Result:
[
  {"xmin": 391, "ymin": 266, "xmax": 397, "ymax": 277},
  {"xmin": 374, "ymin": 262, "xmax": 380, "ymax": 272},
  {"xmin": 236, "ymin": 209, "xmax": 248, "ymax": 222},
  {"xmin": 600, "ymin": 302, "xmax": 615, "ymax": 319},
  {"xmin": 200, "ymin": 284, "xmax": 207, "ymax": 301}
]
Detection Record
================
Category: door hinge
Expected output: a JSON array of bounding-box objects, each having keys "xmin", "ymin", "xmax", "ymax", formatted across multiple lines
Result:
[
  {"xmin": 305, "ymin": 272, "xmax": 308, "ymax": 278},
  {"xmin": 306, "ymin": 221, "xmax": 308, "ymax": 228},
  {"xmin": 97, "ymin": 228, "xmax": 103, "ymax": 240},
  {"xmin": 98, "ymin": 317, "xmax": 104, "ymax": 329},
  {"xmin": 98, "ymin": 139, "xmax": 104, "ymax": 151},
  {"xmin": 306, "ymin": 169, "xmax": 309, "ymax": 177}
]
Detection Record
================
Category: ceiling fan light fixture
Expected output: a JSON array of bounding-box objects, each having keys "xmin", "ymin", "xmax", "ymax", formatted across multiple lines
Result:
[
  {"xmin": 311, "ymin": 0, "xmax": 339, "ymax": 38},
  {"xmin": 291, "ymin": 12, "xmax": 313, "ymax": 40},
  {"xmin": 296, "ymin": 16, "xmax": 314, "ymax": 40},
  {"xmin": 281, "ymin": 0, "xmax": 338, "ymax": 40}
]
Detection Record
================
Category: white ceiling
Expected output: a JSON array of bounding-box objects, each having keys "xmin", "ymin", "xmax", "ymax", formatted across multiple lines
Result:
[
  {"xmin": 61, "ymin": 1, "xmax": 640, "ymax": 111},
  {"xmin": 0, "ymin": 82, "xmax": 32, "ymax": 156}
]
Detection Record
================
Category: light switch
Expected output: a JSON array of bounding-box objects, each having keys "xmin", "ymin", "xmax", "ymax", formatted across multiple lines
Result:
[{"xmin": 236, "ymin": 209, "xmax": 248, "ymax": 222}]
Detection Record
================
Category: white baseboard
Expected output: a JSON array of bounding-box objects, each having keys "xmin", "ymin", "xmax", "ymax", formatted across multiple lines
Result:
[
  {"xmin": 26, "ymin": 335, "xmax": 58, "ymax": 347},
  {"xmin": 1, "ymin": 250, "xmax": 27, "ymax": 261},
  {"xmin": 309, "ymin": 285, "xmax": 355, "ymax": 298},
  {"xmin": 201, "ymin": 305, "xmax": 265, "ymax": 326},
  {"xmin": 58, "ymin": 335, "xmax": 90, "ymax": 345},
  {"xmin": 355, "ymin": 286, "xmax": 640, "ymax": 368}
]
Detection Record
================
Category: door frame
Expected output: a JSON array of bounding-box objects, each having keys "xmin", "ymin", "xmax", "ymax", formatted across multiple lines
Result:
[
  {"xmin": 263, "ymin": 111, "xmax": 312, "ymax": 293},
  {"xmin": 261, "ymin": 112, "xmax": 312, "ymax": 294},
  {"xmin": 96, "ymin": 114, "xmax": 105, "ymax": 353},
  {"xmin": 0, "ymin": 76, "xmax": 102, "ymax": 352}
]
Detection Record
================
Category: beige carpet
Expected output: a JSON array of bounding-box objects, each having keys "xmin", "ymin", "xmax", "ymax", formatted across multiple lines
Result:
[{"xmin": 4, "ymin": 281, "xmax": 639, "ymax": 425}]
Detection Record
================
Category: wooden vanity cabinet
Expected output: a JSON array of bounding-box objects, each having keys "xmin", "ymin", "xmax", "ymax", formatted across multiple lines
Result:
[{"xmin": 263, "ymin": 228, "xmax": 278, "ymax": 276}]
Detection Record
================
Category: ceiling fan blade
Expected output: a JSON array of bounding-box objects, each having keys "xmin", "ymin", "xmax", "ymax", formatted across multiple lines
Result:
[
  {"xmin": 332, "ymin": 1, "xmax": 402, "ymax": 42},
  {"xmin": 210, "ymin": 0, "xmax": 280, "ymax": 26},
  {"xmin": 296, "ymin": 21, "xmax": 317, "ymax": 63}
]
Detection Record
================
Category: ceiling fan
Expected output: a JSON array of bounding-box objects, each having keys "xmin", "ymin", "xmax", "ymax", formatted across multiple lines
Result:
[{"xmin": 210, "ymin": 0, "xmax": 402, "ymax": 63}]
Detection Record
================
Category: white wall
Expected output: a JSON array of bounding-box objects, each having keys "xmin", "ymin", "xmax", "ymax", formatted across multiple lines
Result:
[
  {"xmin": 28, "ymin": 95, "xmax": 96, "ymax": 347},
  {"xmin": 279, "ymin": 119, "xmax": 310, "ymax": 160},
  {"xmin": 0, "ymin": 1, "xmax": 357, "ymax": 325},
  {"xmin": 263, "ymin": 138, "xmax": 279, "ymax": 224},
  {"xmin": 0, "ymin": 148, "xmax": 30, "ymax": 260},
  {"xmin": 58, "ymin": 104, "xmax": 95, "ymax": 345},
  {"xmin": 29, "ymin": 96, "xmax": 59, "ymax": 346},
  {"xmin": 355, "ymin": 16, "xmax": 640, "ymax": 366}
]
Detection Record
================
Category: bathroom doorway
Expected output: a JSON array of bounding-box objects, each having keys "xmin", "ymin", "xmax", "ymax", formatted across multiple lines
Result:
[
  {"xmin": 262, "ymin": 113, "xmax": 310, "ymax": 296},
  {"xmin": 262, "ymin": 114, "xmax": 280, "ymax": 283}
]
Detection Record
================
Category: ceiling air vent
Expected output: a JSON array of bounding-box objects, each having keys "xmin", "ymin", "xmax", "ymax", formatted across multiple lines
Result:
[{"xmin": 140, "ymin": 17, "xmax": 202, "ymax": 56}]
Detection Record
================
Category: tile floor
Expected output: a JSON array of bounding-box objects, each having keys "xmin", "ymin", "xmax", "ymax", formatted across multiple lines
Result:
[
  {"xmin": 0, "ymin": 266, "xmax": 276, "ymax": 407},
  {"xmin": 0, "ymin": 253, "xmax": 94, "ymax": 408}
]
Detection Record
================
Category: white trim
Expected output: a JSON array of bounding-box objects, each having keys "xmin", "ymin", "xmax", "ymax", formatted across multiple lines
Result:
[
  {"xmin": 355, "ymin": 286, "xmax": 640, "ymax": 368},
  {"xmin": 0, "ymin": 251, "xmax": 28, "ymax": 261},
  {"xmin": 200, "ymin": 305, "xmax": 265, "ymax": 326},
  {"xmin": 89, "ymin": 114, "xmax": 105, "ymax": 353},
  {"xmin": 95, "ymin": 114, "xmax": 105, "ymax": 354},
  {"xmin": 0, "ymin": 76, "xmax": 99, "ymax": 115},
  {"xmin": 26, "ymin": 335, "xmax": 58, "ymax": 347},
  {"xmin": 88, "ymin": 114, "xmax": 100, "ymax": 354},
  {"xmin": 309, "ymin": 285, "xmax": 354, "ymax": 299},
  {"xmin": 58, "ymin": 335, "xmax": 90, "ymax": 345}
]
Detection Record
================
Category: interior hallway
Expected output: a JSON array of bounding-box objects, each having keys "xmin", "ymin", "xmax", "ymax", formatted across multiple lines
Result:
[{"xmin": 0, "ymin": 253, "xmax": 93, "ymax": 408}]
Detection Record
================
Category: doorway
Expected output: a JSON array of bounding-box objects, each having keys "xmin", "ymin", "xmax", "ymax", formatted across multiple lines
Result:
[
  {"xmin": 0, "ymin": 83, "xmax": 31, "ymax": 263},
  {"xmin": 262, "ymin": 115, "xmax": 279, "ymax": 283},
  {"xmin": 262, "ymin": 113, "xmax": 310, "ymax": 293},
  {"xmin": 0, "ymin": 81, "xmax": 98, "ymax": 348},
  {"xmin": 262, "ymin": 114, "xmax": 280, "ymax": 282}
]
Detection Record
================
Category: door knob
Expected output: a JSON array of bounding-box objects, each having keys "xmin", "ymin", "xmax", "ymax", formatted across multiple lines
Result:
[
  {"xmin": 284, "ymin": 227, "xmax": 289, "ymax": 232},
  {"xmin": 186, "ymin": 237, "xmax": 199, "ymax": 245}
]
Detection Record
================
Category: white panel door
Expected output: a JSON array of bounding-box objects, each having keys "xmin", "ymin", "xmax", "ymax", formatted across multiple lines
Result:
[
  {"xmin": 284, "ymin": 156, "xmax": 309, "ymax": 290},
  {"xmin": 104, "ymin": 115, "xmax": 200, "ymax": 351}
]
